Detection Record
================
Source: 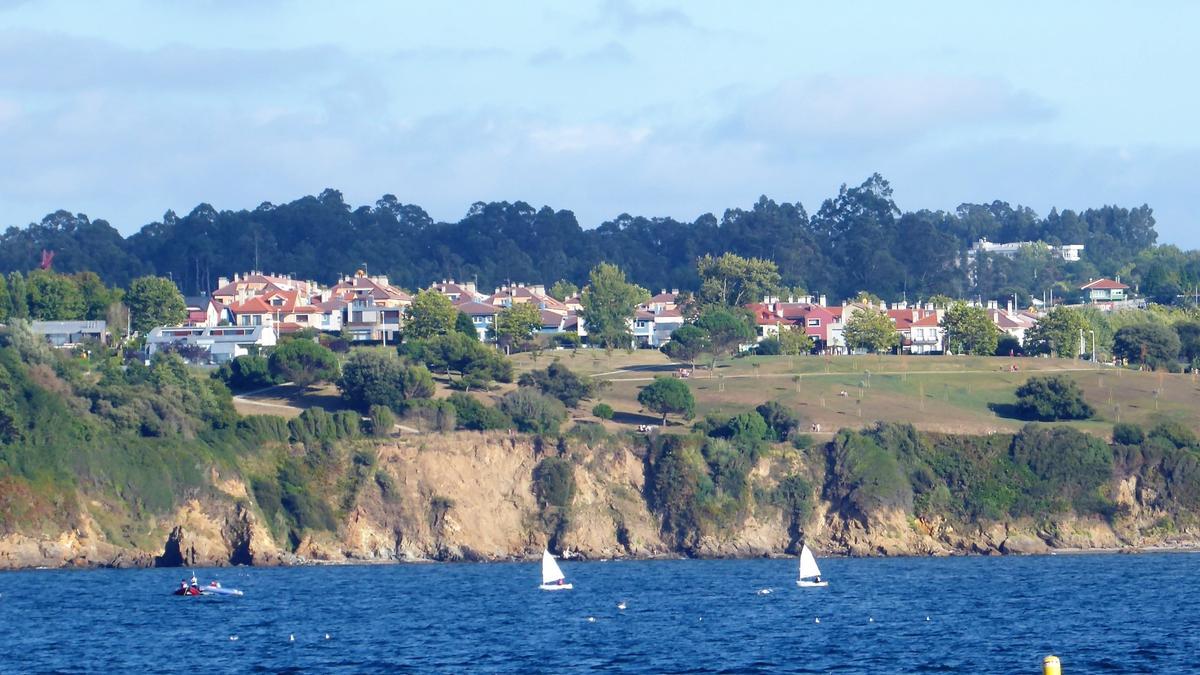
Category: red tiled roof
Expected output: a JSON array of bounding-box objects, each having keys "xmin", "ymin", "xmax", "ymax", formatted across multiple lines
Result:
[
  {"xmin": 229, "ymin": 297, "xmax": 271, "ymax": 314},
  {"xmin": 1081, "ymin": 278, "xmax": 1129, "ymax": 290}
]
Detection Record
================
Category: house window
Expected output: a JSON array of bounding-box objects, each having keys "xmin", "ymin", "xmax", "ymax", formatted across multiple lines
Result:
[{"xmin": 808, "ymin": 319, "xmax": 821, "ymax": 327}]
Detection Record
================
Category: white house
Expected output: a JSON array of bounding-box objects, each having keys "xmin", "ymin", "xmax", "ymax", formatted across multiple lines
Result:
[
  {"xmin": 31, "ymin": 320, "xmax": 108, "ymax": 347},
  {"xmin": 145, "ymin": 325, "xmax": 277, "ymax": 363}
]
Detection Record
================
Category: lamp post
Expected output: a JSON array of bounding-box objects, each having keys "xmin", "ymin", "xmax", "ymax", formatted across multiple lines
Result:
[{"xmin": 1089, "ymin": 329, "xmax": 1096, "ymax": 366}]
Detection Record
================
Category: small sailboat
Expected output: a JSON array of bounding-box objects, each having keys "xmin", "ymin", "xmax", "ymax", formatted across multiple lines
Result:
[
  {"xmin": 796, "ymin": 544, "xmax": 828, "ymax": 588},
  {"xmin": 539, "ymin": 549, "xmax": 573, "ymax": 591}
]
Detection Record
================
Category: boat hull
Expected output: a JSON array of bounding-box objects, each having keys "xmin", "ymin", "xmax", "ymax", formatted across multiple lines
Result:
[
  {"xmin": 796, "ymin": 580, "xmax": 828, "ymax": 588},
  {"xmin": 201, "ymin": 587, "xmax": 244, "ymax": 596},
  {"xmin": 539, "ymin": 583, "xmax": 574, "ymax": 591}
]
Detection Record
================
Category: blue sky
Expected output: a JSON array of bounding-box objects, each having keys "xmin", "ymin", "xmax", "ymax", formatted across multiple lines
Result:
[{"xmin": 1, "ymin": 1, "xmax": 1197, "ymax": 247}]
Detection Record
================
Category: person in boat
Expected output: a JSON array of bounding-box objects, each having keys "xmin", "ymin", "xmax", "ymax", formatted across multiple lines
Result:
[
  {"xmin": 179, "ymin": 580, "xmax": 189, "ymax": 594},
  {"xmin": 814, "ymin": 575, "xmax": 821, "ymax": 583}
]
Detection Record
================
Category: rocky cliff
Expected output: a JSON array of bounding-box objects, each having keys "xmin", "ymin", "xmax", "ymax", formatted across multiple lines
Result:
[{"xmin": 1, "ymin": 431, "xmax": 1197, "ymax": 570}]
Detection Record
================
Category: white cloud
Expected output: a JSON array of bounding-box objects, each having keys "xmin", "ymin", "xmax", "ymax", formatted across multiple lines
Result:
[{"xmin": 722, "ymin": 74, "xmax": 1055, "ymax": 150}]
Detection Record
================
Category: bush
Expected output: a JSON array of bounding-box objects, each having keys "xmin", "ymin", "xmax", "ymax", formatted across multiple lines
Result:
[
  {"xmin": 1113, "ymin": 323, "xmax": 1181, "ymax": 370},
  {"xmin": 499, "ymin": 389, "xmax": 567, "ymax": 435},
  {"xmin": 1112, "ymin": 422, "xmax": 1145, "ymax": 446},
  {"xmin": 1148, "ymin": 421, "xmax": 1197, "ymax": 449},
  {"xmin": 756, "ymin": 337, "xmax": 782, "ymax": 355},
  {"xmin": 591, "ymin": 402, "xmax": 614, "ymax": 420},
  {"xmin": 771, "ymin": 474, "xmax": 813, "ymax": 524},
  {"xmin": 995, "ymin": 334, "xmax": 1024, "ymax": 357},
  {"xmin": 1013, "ymin": 375, "xmax": 1094, "ymax": 421},
  {"xmin": 368, "ymin": 404, "xmax": 395, "ymax": 438},
  {"xmin": 215, "ymin": 354, "xmax": 277, "ymax": 392},
  {"xmin": 403, "ymin": 399, "xmax": 457, "ymax": 433},
  {"xmin": 446, "ymin": 392, "xmax": 513, "ymax": 431},
  {"xmin": 1009, "ymin": 425, "xmax": 1113, "ymax": 514},
  {"xmin": 829, "ymin": 428, "xmax": 913, "ymax": 515},
  {"xmin": 637, "ymin": 377, "xmax": 695, "ymax": 425},
  {"xmin": 755, "ymin": 401, "xmax": 801, "ymax": 441},
  {"xmin": 533, "ymin": 456, "xmax": 576, "ymax": 509}
]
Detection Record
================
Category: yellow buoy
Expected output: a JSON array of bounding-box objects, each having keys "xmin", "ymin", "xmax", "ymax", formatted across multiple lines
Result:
[{"xmin": 1043, "ymin": 655, "xmax": 1061, "ymax": 675}]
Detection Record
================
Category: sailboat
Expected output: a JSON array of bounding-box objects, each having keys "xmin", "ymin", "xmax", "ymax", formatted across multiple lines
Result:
[
  {"xmin": 539, "ymin": 549, "xmax": 573, "ymax": 591},
  {"xmin": 796, "ymin": 544, "xmax": 828, "ymax": 588}
]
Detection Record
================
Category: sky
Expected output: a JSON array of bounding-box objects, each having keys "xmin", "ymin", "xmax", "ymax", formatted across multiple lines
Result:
[{"xmin": 0, "ymin": 1, "xmax": 1197, "ymax": 247}]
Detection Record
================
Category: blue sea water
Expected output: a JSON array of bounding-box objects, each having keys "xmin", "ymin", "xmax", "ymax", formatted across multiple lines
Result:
[{"xmin": 1, "ymin": 553, "xmax": 1198, "ymax": 673}]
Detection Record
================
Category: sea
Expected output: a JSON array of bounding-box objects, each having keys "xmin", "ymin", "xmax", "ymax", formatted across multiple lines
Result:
[{"xmin": 1, "ymin": 553, "xmax": 1197, "ymax": 673}]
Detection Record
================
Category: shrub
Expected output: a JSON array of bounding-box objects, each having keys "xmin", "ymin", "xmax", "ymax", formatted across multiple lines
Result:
[
  {"xmin": 215, "ymin": 354, "xmax": 276, "ymax": 392},
  {"xmin": 591, "ymin": 402, "xmax": 614, "ymax": 420},
  {"xmin": 368, "ymin": 404, "xmax": 395, "ymax": 438},
  {"xmin": 1013, "ymin": 375, "xmax": 1094, "ymax": 421},
  {"xmin": 771, "ymin": 474, "xmax": 813, "ymax": 525},
  {"xmin": 533, "ymin": 456, "xmax": 576, "ymax": 509},
  {"xmin": 1009, "ymin": 425, "xmax": 1113, "ymax": 514},
  {"xmin": 1112, "ymin": 422, "xmax": 1145, "ymax": 446},
  {"xmin": 403, "ymin": 399, "xmax": 457, "ymax": 433},
  {"xmin": 446, "ymin": 392, "xmax": 513, "ymax": 431},
  {"xmin": 499, "ymin": 389, "xmax": 567, "ymax": 435},
  {"xmin": 756, "ymin": 337, "xmax": 782, "ymax": 356},
  {"xmin": 1148, "ymin": 421, "xmax": 1197, "ymax": 449},
  {"xmin": 755, "ymin": 401, "xmax": 801, "ymax": 441}
]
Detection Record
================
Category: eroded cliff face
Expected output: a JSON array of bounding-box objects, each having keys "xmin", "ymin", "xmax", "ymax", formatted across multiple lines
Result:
[{"xmin": 1, "ymin": 432, "xmax": 1198, "ymax": 569}]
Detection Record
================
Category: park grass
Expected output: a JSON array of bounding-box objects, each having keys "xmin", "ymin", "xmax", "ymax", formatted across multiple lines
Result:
[{"xmin": 516, "ymin": 350, "xmax": 1200, "ymax": 438}]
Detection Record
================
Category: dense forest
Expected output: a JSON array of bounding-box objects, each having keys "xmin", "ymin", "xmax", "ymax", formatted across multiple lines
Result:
[{"xmin": 3, "ymin": 174, "xmax": 1193, "ymax": 304}]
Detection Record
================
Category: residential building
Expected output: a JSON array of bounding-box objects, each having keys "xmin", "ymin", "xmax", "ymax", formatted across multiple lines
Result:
[
  {"xmin": 1081, "ymin": 278, "xmax": 1129, "ymax": 304},
  {"xmin": 327, "ymin": 272, "xmax": 412, "ymax": 342},
  {"xmin": 455, "ymin": 301, "xmax": 501, "ymax": 341},
  {"xmin": 31, "ymin": 320, "xmax": 108, "ymax": 347},
  {"xmin": 145, "ymin": 325, "xmax": 277, "ymax": 363},
  {"xmin": 429, "ymin": 279, "xmax": 484, "ymax": 304},
  {"xmin": 968, "ymin": 238, "xmax": 1085, "ymax": 263},
  {"xmin": 212, "ymin": 272, "xmax": 320, "ymax": 306}
]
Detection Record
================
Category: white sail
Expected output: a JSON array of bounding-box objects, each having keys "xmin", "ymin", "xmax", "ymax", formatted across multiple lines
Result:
[
  {"xmin": 541, "ymin": 549, "xmax": 566, "ymax": 585},
  {"xmin": 798, "ymin": 544, "xmax": 822, "ymax": 580}
]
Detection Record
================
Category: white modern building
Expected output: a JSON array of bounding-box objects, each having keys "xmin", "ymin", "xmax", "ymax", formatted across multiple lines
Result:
[{"xmin": 145, "ymin": 325, "xmax": 277, "ymax": 363}]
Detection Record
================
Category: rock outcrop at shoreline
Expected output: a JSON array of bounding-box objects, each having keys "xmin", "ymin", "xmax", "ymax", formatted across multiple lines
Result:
[{"xmin": 0, "ymin": 431, "xmax": 1197, "ymax": 570}]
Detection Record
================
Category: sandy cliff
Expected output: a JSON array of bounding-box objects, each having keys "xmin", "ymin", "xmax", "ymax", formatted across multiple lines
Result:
[{"xmin": 1, "ymin": 432, "xmax": 1196, "ymax": 569}]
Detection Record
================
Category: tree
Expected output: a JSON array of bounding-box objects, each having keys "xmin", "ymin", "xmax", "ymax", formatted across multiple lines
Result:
[
  {"xmin": 454, "ymin": 311, "xmax": 479, "ymax": 340},
  {"xmin": 518, "ymin": 361, "xmax": 600, "ymax": 408},
  {"xmin": 1176, "ymin": 320, "xmax": 1200, "ymax": 365},
  {"xmin": 27, "ymin": 271, "xmax": 84, "ymax": 320},
  {"xmin": 73, "ymin": 271, "xmax": 121, "ymax": 320},
  {"xmin": 0, "ymin": 274, "xmax": 8, "ymax": 322},
  {"xmin": 269, "ymin": 339, "xmax": 340, "ymax": 387},
  {"xmin": 696, "ymin": 253, "xmax": 780, "ymax": 307},
  {"xmin": 1013, "ymin": 375, "xmax": 1094, "ymax": 421},
  {"xmin": 126, "ymin": 276, "xmax": 186, "ymax": 334},
  {"xmin": 5, "ymin": 272, "xmax": 27, "ymax": 319},
  {"xmin": 1024, "ymin": 307, "xmax": 1089, "ymax": 358},
  {"xmin": 499, "ymin": 389, "xmax": 567, "ymax": 434},
  {"xmin": 215, "ymin": 354, "xmax": 276, "ymax": 391},
  {"xmin": 695, "ymin": 307, "xmax": 755, "ymax": 361},
  {"xmin": 778, "ymin": 326, "xmax": 814, "ymax": 355},
  {"xmin": 1113, "ymin": 323, "xmax": 1180, "ymax": 370},
  {"xmin": 492, "ymin": 301, "xmax": 542, "ymax": 351},
  {"xmin": 940, "ymin": 302, "xmax": 1000, "ymax": 355},
  {"xmin": 843, "ymin": 307, "xmax": 900, "ymax": 354},
  {"xmin": 548, "ymin": 280, "xmax": 579, "ymax": 301},
  {"xmin": 338, "ymin": 349, "xmax": 434, "ymax": 412},
  {"xmin": 661, "ymin": 324, "xmax": 710, "ymax": 368},
  {"xmin": 403, "ymin": 331, "xmax": 513, "ymax": 387},
  {"xmin": 579, "ymin": 262, "xmax": 648, "ymax": 349},
  {"xmin": 405, "ymin": 289, "xmax": 457, "ymax": 340},
  {"xmin": 638, "ymin": 376, "xmax": 695, "ymax": 425}
]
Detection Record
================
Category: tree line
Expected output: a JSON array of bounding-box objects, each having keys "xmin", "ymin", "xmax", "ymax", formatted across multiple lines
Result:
[{"xmin": 0, "ymin": 174, "xmax": 1176, "ymax": 305}]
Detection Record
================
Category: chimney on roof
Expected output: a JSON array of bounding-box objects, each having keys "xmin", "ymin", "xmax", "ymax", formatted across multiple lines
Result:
[
  {"xmin": 660, "ymin": 289, "xmax": 666, "ymax": 295},
  {"xmin": 1007, "ymin": 299, "xmax": 1014, "ymax": 314},
  {"xmin": 988, "ymin": 300, "xmax": 998, "ymax": 310},
  {"xmin": 819, "ymin": 294, "xmax": 827, "ymax": 307},
  {"xmin": 672, "ymin": 288, "xmax": 678, "ymax": 294},
  {"xmin": 218, "ymin": 276, "xmax": 228, "ymax": 289}
]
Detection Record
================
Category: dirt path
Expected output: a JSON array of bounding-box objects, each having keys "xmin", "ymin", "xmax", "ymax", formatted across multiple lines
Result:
[{"xmin": 597, "ymin": 366, "xmax": 1098, "ymax": 383}]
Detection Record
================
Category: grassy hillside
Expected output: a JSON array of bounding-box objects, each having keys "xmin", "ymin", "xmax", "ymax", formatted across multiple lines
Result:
[{"xmin": 508, "ymin": 350, "xmax": 1200, "ymax": 437}]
